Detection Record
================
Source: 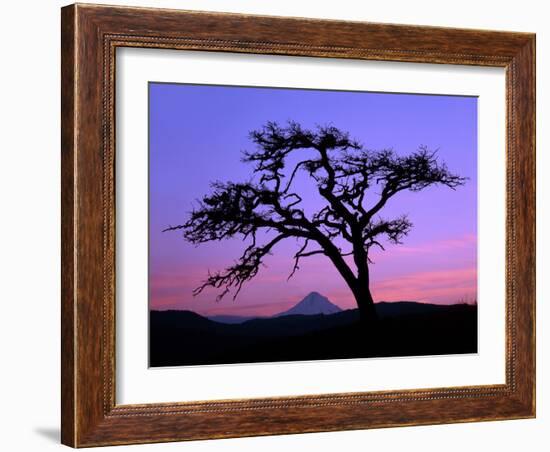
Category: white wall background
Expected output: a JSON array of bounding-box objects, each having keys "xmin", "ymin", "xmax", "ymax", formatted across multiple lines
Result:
[{"xmin": 0, "ymin": 1, "xmax": 545, "ymax": 450}]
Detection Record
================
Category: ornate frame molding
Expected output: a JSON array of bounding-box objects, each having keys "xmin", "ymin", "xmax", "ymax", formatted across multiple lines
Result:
[{"xmin": 61, "ymin": 4, "xmax": 535, "ymax": 447}]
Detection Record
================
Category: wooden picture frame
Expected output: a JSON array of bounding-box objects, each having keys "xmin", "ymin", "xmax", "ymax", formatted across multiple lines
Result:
[{"xmin": 61, "ymin": 3, "xmax": 535, "ymax": 447}]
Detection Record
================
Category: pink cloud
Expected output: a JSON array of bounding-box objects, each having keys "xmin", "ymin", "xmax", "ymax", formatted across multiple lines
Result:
[
  {"xmin": 150, "ymin": 234, "xmax": 477, "ymax": 314},
  {"xmin": 371, "ymin": 267, "xmax": 477, "ymax": 304},
  {"xmin": 391, "ymin": 234, "xmax": 475, "ymax": 255}
]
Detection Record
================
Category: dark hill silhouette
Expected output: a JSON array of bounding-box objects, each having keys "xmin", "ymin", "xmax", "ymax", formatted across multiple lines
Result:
[
  {"xmin": 207, "ymin": 314, "xmax": 258, "ymax": 324},
  {"xmin": 150, "ymin": 301, "xmax": 477, "ymax": 367},
  {"xmin": 206, "ymin": 297, "xmax": 465, "ymax": 325},
  {"xmin": 208, "ymin": 291, "xmax": 342, "ymax": 324}
]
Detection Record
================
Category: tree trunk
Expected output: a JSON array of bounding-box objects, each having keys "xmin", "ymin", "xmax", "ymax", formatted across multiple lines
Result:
[{"xmin": 352, "ymin": 281, "xmax": 378, "ymax": 329}]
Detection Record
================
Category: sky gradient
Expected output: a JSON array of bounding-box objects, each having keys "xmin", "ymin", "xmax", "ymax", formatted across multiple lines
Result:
[{"xmin": 149, "ymin": 83, "xmax": 478, "ymax": 316}]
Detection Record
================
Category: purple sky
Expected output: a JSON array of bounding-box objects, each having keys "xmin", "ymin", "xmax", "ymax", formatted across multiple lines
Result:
[{"xmin": 149, "ymin": 83, "xmax": 478, "ymax": 316}]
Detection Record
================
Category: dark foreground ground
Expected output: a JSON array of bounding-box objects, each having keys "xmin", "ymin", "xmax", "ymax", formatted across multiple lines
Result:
[{"xmin": 149, "ymin": 302, "xmax": 477, "ymax": 367}]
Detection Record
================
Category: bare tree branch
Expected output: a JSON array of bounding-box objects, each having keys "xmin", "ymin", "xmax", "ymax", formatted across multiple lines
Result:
[
  {"xmin": 164, "ymin": 121, "xmax": 467, "ymax": 305},
  {"xmin": 287, "ymin": 239, "xmax": 327, "ymax": 281}
]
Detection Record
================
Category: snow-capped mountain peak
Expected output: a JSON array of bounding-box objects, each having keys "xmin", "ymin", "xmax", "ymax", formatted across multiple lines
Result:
[{"xmin": 275, "ymin": 292, "xmax": 342, "ymax": 317}]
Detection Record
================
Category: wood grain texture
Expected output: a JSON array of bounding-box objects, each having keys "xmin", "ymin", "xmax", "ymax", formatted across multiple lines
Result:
[
  {"xmin": 60, "ymin": 3, "xmax": 536, "ymax": 447},
  {"xmin": 60, "ymin": 5, "xmax": 76, "ymax": 446}
]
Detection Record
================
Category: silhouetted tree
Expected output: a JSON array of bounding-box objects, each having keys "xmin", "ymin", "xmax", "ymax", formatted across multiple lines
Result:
[{"xmin": 164, "ymin": 121, "xmax": 466, "ymax": 327}]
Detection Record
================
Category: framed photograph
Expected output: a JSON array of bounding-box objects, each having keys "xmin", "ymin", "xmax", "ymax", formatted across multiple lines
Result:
[{"xmin": 61, "ymin": 3, "xmax": 535, "ymax": 447}]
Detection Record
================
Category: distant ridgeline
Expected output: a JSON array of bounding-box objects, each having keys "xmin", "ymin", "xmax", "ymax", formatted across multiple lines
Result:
[{"xmin": 149, "ymin": 292, "xmax": 478, "ymax": 367}]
